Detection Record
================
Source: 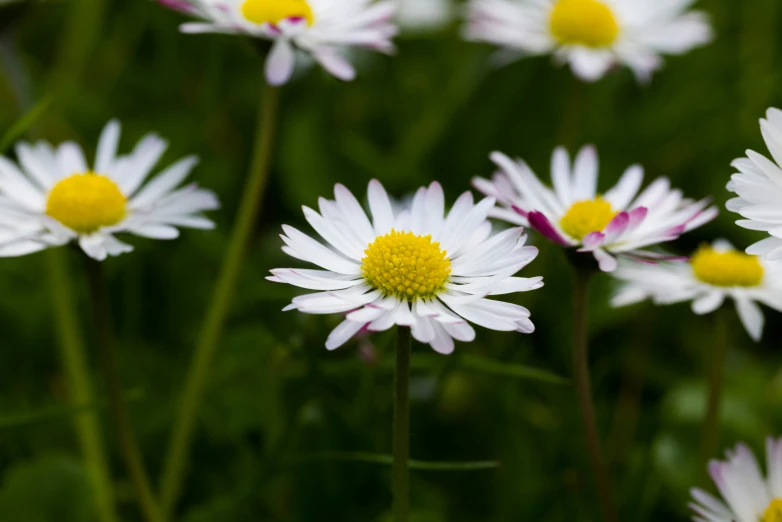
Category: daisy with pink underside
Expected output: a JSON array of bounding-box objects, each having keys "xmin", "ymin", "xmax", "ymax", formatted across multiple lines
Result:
[
  {"xmin": 473, "ymin": 145, "xmax": 717, "ymax": 272},
  {"xmin": 158, "ymin": 0, "xmax": 397, "ymax": 86},
  {"xmin": 690, "ymin": 438, "xmax": 782, "ymax": 522},
  {"xmin": 268, "ymin": 180, "xmax": 543, "ymax": 354}
]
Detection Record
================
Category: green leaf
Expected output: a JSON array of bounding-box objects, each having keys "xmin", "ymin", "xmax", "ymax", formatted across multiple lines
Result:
[
  {"xmin": 289, "ymin": 452, "xmax": 500, "ymax": 471},
  {"xmin": 0, "ymin": 455, "xmax": 94, "ymax": 522},
  {"xmin": 0, "ymin": 96, "xmax": 53, "ymax": 153}
]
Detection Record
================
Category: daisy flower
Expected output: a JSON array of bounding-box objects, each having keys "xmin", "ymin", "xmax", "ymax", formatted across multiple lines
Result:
[
  {"xmin": 473, "ymin": 146, "xmax": 717, "ymax": 272},
  {"xmin": 268, "ymin": 180, "xmax": 543, "ymax": 354},
  {"xmin": 690, "ymin": 438, "xmax": 782, "ymax": 522},
  {"xmin": 727, "ymin": 107, "xmax": 782, "ymax": 262},
  {"xmin": 463, "ymin": 0, "xmax": 712, "ymax": 82},
  {"xmin": 0, "ymin": 120, "xmax": 219, "ymax": 261},
  {"xmin": 611, "ymin": 240, "xmax": 782, "ymax": 341},
  {"xmin": 159, "ymin": 0, "xmax": 398, "ymax": 86}
]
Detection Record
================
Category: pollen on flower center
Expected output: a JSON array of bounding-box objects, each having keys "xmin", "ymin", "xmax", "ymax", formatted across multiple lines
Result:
[
  {"xmin": 46, "ymin": 172, "xmax": 127, "ymax": 233},
  {"xmin": 550, "ymin": 0, "xmax": 619, "ymax": 48},
  {"xmin": 361, "ymin": 230, "xmax": 451, "ymax": 300},
  {"xmin": 241, "ymin": 0, "xmax": 315, "ymax": 26},
  {"xmin": 691, "ymin": 245, "xmax": 764, "ymax": 288},
  {"xmin": 763, "ymin": 499, "xmax": 782, "ymax": 522},
  {"xmin": 559, "ymin": 197, "xmax": 618, "ymax": 240}
]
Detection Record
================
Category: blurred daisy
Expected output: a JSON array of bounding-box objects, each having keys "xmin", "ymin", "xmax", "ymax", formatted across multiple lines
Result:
[
  {"xmin": 0, "ymin": 120, "xmax": 219, "ymax": 261},
  {"xmin": 727, "ymin": 107, "xmax": 782, "ymax": 262},
  {"xmin": 160, "ymin": 0, "xmax": 398, "ymax": 86},
  {"xmin": 473, "ymin": 146, "xmax": 716, "ymax": 272},
  {"xmin": 612, "ymin": 240, "xmax": 782, "ymax": 341},
  {"xmin": 268, "ymin": 180, "xmax": 543, "ymax": 353},
  {"xmin": 398, "ymin": 0, "xmax": 454, "ymax": 33},
  {"xmin": 690, "ymin": 438, "xmax": 782, "ymax": 522},
  {"xmin": 464, "ymin": 0, "xmax": 712, "ymax": 82}
]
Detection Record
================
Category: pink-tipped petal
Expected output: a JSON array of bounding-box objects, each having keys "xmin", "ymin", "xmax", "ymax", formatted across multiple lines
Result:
[{"xmin": 528, "ymin": 211, "xmax": 569, "ymax": 245}]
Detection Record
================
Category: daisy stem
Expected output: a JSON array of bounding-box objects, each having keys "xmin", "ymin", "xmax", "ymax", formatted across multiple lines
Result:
[
  {"xmin": 47, "ymin": 250, "xmax": 119, "ymax": 522},
  {"xmin": 82, "ymin": 256, "xmax": 165, "ymax": 522},
  {"xmin": 392, "ymin": 326, "xmax": 412, "ymax": 522},
  {"xmin": 572, "ymin": 268, "xmax": 618, "ymax": 522},
  {"xmin": 701, "ymin": 309, "xmax": 729, "ymax": 462},
  {"xmin": 160, "ymin": 83, "xmax": 280, "ymax": 516}
]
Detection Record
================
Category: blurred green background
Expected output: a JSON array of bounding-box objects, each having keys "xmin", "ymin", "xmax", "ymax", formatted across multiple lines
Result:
[{"xmin": 1, "ymin": 0, "xmax": 782, "ymax": 520}]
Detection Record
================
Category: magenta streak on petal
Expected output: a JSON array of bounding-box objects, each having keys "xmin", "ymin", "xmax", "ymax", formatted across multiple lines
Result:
[
  {"xmin": 528, "ymin": 211, "xmax": 569, "ymax": 245},
  {"xmin": 268, "ymin": 23, "xmax": 282, "ymax": 34},
  {"xmin": 662, "ymin": 224, "xmax": 687, "ymax": 238},
  {"xmin": 621, "ymin": 255, "xmax": 658, "ymax": 265},
  {"xmin": 157, "ymin": 0, "xmax": 196, "ymax": 13},
  {"xmin": 511, "ymin": 204, "xmax": 529, "ymax": 218},
  {"xmin": 628, "ymin": 207, "xmax": 648, "ymax": 226},
  {"xmin": 603, "ymin": 211, "xmax": 630, "ymax": 242},
  {"xmin": 580, "ymin": 231, "xmax": 605, "ymax": 251},
  {"xmin": 707, "ymin": 461, "xmax": 725, "ymax": 490},
  {"xmin": 288, "ymin": 16, "xmax": 305, "ymax": 23}
]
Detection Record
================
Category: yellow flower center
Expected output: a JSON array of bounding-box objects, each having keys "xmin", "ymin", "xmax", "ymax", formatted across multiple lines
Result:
[
  {"xmin": 691, "ymin": 245, "xmax": 764, "ymax": 288},
  {"xmin": 763, "ymin": 499, "xmax": 782, "ymax": 522},
  {"xmin": 361, "ymin": 230, "xmax": 451, "ymax": 300},
  {"xmin": 550, "ymin": 0, "xmax": 619, "ymax": 48},
  {"xmin": 241, "ymin": 0, "xmax": 314, "ymax": 26},
  {"xmin": 46, "ymin": 172, "xmax": 127, "ymax": 233},
  {"xmin": 559, "ymin": 197, "xmax": 618, "ymax": 240}
]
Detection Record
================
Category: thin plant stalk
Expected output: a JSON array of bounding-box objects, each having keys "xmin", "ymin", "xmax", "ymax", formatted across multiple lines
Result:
[
  {"xmin": 82, "ymin": 255, "xmax": 165, "ymax": 522},
  {"xmin": 160, "ymin": 83, "xmax": 280, "ymax": 516},
  {"xmin": 393, "ymin": 326, "xmax": 412, "ymax": 522},
  {"xmin": 48, "ymin": 250, "xmax": 119, "ymax": 522},
  {"xmin": 572, "ymin": 268, "xmax": 618, "ymax": 522},
  {"xmin": 701, "ymin": 309, "xmax": 729, "ymax": 461}
]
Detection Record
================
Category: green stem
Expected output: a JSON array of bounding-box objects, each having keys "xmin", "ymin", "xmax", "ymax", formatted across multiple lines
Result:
[
  {"xmin": 47, "ymin": 250, "xmax": 119, "ymax": 522},
  {"xmin": 701, "ymin": 309, "xmax": 729, "ymax": 462},
  {"xmin": 572, "ymin": 268, "xmax": 618, "ymax": 522},
  {"xmin": 82, "ymin": 256, "xmax": 165, "ymax": 522},
  {"xmin": 160, "ymin": 83, "xmax": 280, "ymax": 516},
  {"xmin": 393, "ymin": 326, "xmax": 412, "ymax": 522}
]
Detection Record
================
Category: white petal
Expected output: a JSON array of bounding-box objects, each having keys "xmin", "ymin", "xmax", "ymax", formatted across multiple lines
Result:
[{"xmin": 266, "ymin": 39, "xmax": 296, "ymax": 86}]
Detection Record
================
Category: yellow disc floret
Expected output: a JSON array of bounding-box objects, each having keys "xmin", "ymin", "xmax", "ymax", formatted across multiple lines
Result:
[
  {"xmin": 691, "ymin": 245, "xmax": 764, "ymax": 288},
  {"xmin": 763, "ymin": 499, "xmax": 782, "ymax": 522},
  {"xmin": 361, "ymin": 230, "xmax": 451, "ymax": 300},
  {"xmin": 46, "ymin": 172, "xmax": 127, "ymax": 233},
  {"xmin": 550, "ymin": 0, "xmax": 620, "ymax": 48},
  {"xmin": 241, "ymin": 0, "xmax": 315, "ymax": 26},
  {"xmin": 559, "ymin": 197, "xmax": 618, "ymax": 240}
]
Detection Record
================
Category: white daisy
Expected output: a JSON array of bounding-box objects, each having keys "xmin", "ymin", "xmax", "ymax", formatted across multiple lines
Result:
[
  {"xmin": 727, "ymin": 107, "xmax": 782, "ymax": 263},
  {"xmin": 398, "ymin": 0, "xmax": 454, "ymax": 33},
  {"xmin": 267, "ymin": 180, "xmax": 543, "ymax": 354},
  {"xmin": 473, "ymin": 146, "xmax": 717, "ymax": 272},
  {"xmin": 611, "ymin": 240, "xmax": 782, "ymax": 342},
  {"xmin": 463, "ymin": 0, "xmax": 712, "ymax": 82},
  {"xmin": 0, "ymin": 120, "xmax": 219, "ymax": 261},
  {"xmin": 690, "ymin": 438, "xmax": 782, "ymax": 522},
  {"xmin": 159, "ymin": 0, "xmax": 398, "ymax": 86}
]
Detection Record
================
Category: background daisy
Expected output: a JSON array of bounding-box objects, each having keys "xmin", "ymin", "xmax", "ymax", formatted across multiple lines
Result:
[
  {"xmin": 160, "ymin": 0, "xmax": 398, "ymax": 85},
  {"xmin": 612, "ymin": 240, "xmax": 782, "ymax": 341},
  {"xmin": 727, "ymin": 107, "xmax": 782, "ymax": 262},
  {"xmin": 690, "ymin": 438, "xmax": 782, "ymax": 522},
  {"xmin": 464, "ymin": 0, "xmax": 712, "ymax": 82},
  {"xmin": 473, "ymin": 145, "xmax": 717, "ymax": 272},
  {"xmin": 0, "ymin": 120, "xmax": 219, "ymax": 260},
  {"xmin": 268, "ymin": 180, "xmax": 543, "ymax": 354}
]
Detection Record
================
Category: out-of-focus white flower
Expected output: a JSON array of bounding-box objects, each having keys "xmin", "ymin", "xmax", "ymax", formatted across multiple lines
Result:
[
  {"xmin": 463, "ymin": 0, "xmax": 712, "ymax": 82},
  {"xmin": 268, "ymin": 180, "xmax": 543, "ymax": 353},
  {"xmin": 727, "ymin": 107, "xmax": 782, "ymax": 263},
  {"xmin": 159, "ymin": 0, "xmax": 398, "ymax": 85},
  {"xmin": 473, "ymin": 146, "xmax": 716, "ymax": 272},
  {"xmin": 612, "ymin": 240, "xmax": 782, "ymax": 341},
  {"xmin": 690, "ymin": 438, "xmax": 782, "ymax": 522},
  {"xmin": 398, "ymin": 0, "xmax": 454, "ymax": 33},
  {"xmin": 0, "ymin": 120, "xmax": 219, "ymax": 261}
]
